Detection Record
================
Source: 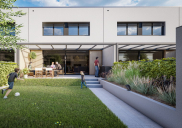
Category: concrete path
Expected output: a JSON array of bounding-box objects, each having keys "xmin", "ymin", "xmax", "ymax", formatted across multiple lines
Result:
[{"xmin": 90, "ymin": 88, "xmax": 162, "ymax": 128}]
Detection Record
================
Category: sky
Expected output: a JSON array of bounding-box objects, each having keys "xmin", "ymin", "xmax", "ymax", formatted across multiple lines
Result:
[{"xmin": 14, "ymin": 0, "xmax": 182, "ymax": 7}]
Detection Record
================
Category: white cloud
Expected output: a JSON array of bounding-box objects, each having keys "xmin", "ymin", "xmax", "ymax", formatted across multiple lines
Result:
[
  {"xmin": 136, "ymin": 0, "xmax": 182, "ymax": 6},
  {"xmin": 105, "ymin": 0, "xmax": 138, "ymax": 6},
  {"xmin": 30, "ymin": 0, "xmax": 182, "ymax": 6},
  {"xmin": 31, "ymin": 0, "xmax": 78, "ymax": 6}
]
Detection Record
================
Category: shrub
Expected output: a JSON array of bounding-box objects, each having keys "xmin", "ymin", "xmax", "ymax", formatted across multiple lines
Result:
[
  {"xmin": 29, "ymin": 51, "xmax": 37, "ymax": 60},
  {"xmin": 23, "ymin": 68, "xmax": 30, "ymax": 75},
  {"xmin": 157, "ymin": 84, "xmax": 176, "ymax": 106},
  {"xmin": 130, "ymin": 76, "xmax": 157, "ymax": 95},
  {"xmin": 0, "ymin": 61, "xmax": 18, "ymax": 86},
  {"xmin": 139, "ymin": 57, "xmax": 176, "ymax": 79}
]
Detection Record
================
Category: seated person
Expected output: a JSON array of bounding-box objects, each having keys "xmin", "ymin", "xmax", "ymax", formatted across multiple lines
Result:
[
  {"xmin": 55, "ymin": 62, "xmax": 62, "ymax": 70},
  {"xmin": 51, "ymin": 62, "xmax": 56, "ymax": 69}
]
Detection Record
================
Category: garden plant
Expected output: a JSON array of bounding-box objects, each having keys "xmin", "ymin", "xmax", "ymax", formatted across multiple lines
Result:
[
  {"xmin": 107, "ymin": 57, "xmax": 176, "ymax": 106},
  {"xmin": 0, "ymin": 61, "xmax": 18, "ymax": 87}
]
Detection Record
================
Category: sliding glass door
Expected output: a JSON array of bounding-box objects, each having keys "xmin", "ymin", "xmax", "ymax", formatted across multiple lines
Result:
[{"xmin": 43, "ymin": 50, "xmax": 89, "ymax": 75}]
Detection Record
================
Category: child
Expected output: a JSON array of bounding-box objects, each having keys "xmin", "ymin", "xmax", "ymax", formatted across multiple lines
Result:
[
  {"xmin": 80, "ymin": 71, "xmax": 87, "ymax": 89},
  {"xmin": 2, "ymin": 68, "xmax": 24, "ymax": 99}
]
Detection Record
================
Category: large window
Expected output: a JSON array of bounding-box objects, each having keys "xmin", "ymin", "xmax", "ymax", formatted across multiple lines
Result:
[
  {"xmin": 119, "ymin": 51, "xmax": 138, "ymax": 61},
  {"xmin": 117, "ymin": 22, "xmax": 165, "ymax": 36},
  {"xmin": 0, "ymin": 50, "xmax": 14, "ymax": 62},
  {"xmin": 119, "ymin": 51, "xmax": 163, "ymax": 62},
  {"xmin": 43, "ymin": 22, "xmax": 90, "ymax": 36}
]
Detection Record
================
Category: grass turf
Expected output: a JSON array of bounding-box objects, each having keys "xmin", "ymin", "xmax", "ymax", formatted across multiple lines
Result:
[{"xmin": 0, "ymin": 79, "xmax": 127, "ymax": 128}]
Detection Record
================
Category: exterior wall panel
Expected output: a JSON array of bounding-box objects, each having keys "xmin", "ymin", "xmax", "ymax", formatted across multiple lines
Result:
[
  {"xmin": 104, "ymin": 7, "xmax": 179, "ymax": 44},
  {"xmin": 28, "ymin": 8, "xmax": 103, "ymax": 43},
  {"xmin": 12, "ymin": 8, "xmax": 29, "ymax": 42},
  {"xmin": 102, "ymin": 46, "xmax": 115, "ymax": 66}
]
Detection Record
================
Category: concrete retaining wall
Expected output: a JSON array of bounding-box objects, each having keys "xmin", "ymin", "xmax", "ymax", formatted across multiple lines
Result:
[{"xmin": 99, "ymin": 80, "xmax": 181, "ymax": 128}]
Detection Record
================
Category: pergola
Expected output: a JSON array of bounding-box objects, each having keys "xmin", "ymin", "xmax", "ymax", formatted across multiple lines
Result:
[{"xmin": 17, "ymin": 42, "xmax": 176, "ymax": 51}]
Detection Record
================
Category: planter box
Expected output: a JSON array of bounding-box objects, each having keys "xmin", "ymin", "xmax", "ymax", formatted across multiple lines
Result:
[{"xmin": 99, "ymin": 79, "xmax": 181, "ymax": 128}]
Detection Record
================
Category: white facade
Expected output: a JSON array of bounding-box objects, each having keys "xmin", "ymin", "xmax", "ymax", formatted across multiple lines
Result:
[{"xmin": 10, "ymin": 7, "xmax": 181, "ymax": 69}]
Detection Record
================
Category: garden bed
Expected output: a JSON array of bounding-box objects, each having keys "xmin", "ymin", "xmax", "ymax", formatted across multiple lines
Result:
[
  {"xmin": 99, "ymin": 79, "xmax": 176, "ymax": 128},
  {"xmin": 104, "ymin": 79, "xmax": 175, "ymax": 107}
]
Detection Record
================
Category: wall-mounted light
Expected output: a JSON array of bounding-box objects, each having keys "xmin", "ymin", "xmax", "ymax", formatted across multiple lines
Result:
[
  {"xmin": 32, "ymin": 10, "xmax": 34, "ymax": 12},
  {"xmin": 107, "ymin": 10, "xmax": 109, "ymax": 11}
]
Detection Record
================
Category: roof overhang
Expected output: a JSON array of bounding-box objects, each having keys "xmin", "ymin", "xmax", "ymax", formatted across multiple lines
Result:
[{"xmin": 17, "ymin": 43, "xmax": 176, "ymax": 51}]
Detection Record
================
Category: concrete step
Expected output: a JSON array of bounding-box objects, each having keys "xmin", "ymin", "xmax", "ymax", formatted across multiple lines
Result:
[
  {"xmin": 85, "ymin": 81, "xmax": 100, "ymax": 84},
  {"xmin": 85, "ymin": 79, "xmax": 98, "ymax": 81},
  {"xmin": 86, "ymin": 84, "xmax": 103, "ymax": 88}
]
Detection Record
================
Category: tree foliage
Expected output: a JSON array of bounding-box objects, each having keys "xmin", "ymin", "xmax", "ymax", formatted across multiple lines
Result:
[
  {"xmin": 0, "ymin": 61, "xmax": 18, "ymax": 87},
  {"xmin": 29, "ymin": 51, "xmax": 37, "ymax": 60},
  {"xmin": 0, "ymin": 0, "xmax": 26, "ymax": 50}
]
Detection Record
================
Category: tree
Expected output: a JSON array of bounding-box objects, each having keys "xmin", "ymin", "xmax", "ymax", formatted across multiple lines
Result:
[
  {"xmin": 29, "ymin": 51, "xmax": 37, "ymax": 62},
  {"xmin": 0, "ymin": 0, "xmax": 26, "ymax": 50}
]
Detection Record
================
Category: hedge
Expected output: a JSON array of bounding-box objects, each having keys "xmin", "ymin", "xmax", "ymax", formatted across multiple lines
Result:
[
  {"xmin": 0, "ymin": 61, "xmax": 18, "ymax": 87},
  {"xmin": 113, "ymin": 57, "xmax": 176, "ymax": 79}
]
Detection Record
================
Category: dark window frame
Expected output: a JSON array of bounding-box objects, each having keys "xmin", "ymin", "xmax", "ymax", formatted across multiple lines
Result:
[
  {"xmin": 43, "ymin": 22, "xmax": 90, "ymax": 36},
  {"xmin": 117, "ymin": 22, "xmax": 165, "ymax": 36},
  {"xmin": 118, "ymin": 50, "xmax": 164, "ymax": 61}
]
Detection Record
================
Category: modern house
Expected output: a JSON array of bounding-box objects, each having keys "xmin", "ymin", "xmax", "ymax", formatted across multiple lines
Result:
[{"xmin": 0, "ymin": 7, "xmax": 181, "ymax": 75}]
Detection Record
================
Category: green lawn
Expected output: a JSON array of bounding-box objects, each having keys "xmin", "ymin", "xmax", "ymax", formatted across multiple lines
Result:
[{"xmin": 0, "ymin": 79, "xmax": 127, "ymax": 128}]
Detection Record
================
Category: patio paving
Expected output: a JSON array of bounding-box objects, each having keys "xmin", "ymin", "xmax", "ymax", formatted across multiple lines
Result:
[
  {"xmin": 90, "ymin": 88, "xmax": 163, "ymax": 128},
  {"xmin": 27, "ymin": 75, "xmax": 102, "ymax": 79}
]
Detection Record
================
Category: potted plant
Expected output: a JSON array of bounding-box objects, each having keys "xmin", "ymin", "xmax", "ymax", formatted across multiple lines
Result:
[
  {"xmin": 28, "ymin": 52, "xmax": 37, "ymax": 70},
  {"xmin": 23, "ymin": 68, "xmax": 30, "ymax": 78}
]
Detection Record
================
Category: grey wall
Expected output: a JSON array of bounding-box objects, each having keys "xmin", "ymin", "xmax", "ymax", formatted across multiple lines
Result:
[
  {"xmin": 102, "ymin": 46, "xmax": 115, "ymax": 66},
  {"xmin": 165, "ymin": 50, "xmax": 176, "ymax": 58},
  {"xmin": 176, "ymin": 26, "xmax": 182, "ymax": 115}
]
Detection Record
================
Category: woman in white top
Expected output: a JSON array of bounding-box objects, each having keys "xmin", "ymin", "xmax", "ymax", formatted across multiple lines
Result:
[{"xmin": 51, "ymin": 62, "xmax": 55, "ymax": 69}]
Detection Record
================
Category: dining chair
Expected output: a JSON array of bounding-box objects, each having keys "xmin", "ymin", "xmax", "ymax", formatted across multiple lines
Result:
[
  {"xmin": 46, "ymin": 68, "xmax": 54, "ymax": 78},
  {"xmin": 35, "ymin": 68, "xmax": 43, "ymax": 78}
]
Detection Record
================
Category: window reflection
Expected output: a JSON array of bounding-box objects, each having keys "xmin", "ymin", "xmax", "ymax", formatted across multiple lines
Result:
[
  {"xmin": 43, "ymin": 24, "xmax": 53, "ymax": 36},
  {"xmin": 69, "ymin": 24, "xmax": 78, "ymax": 35},
  {"xmin": 119, "ymin": 51, "xmax": 138, "ymax": 61},
  {"xmin": 54, "ymin": 24, "xmax": 63, "ymax": 36},
  {"xmin": 79, "ymin": 24, "xmax": 89, "ymax": 36},
  {"xmin": 119, "ymin": 51, "xmax": 163, "ymax": 61},
  {"xmin": 142, "ymin": 26, "xmax": 151, "ymax": 35},
  {"xmin": 128, "ymin": 24, "xmax": 137, "ymax": 35},
  {"xmin": 153, "ymin": 26, "xmax": 162, "ymax": 35},
  {"xmin": 117, "ymin": 24, "xmax": 126, "ymax": 35}
]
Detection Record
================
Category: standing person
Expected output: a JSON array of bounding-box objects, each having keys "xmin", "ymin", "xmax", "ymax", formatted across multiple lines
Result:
[
  {"xmin": 80, "ymin": 71, "xmax": 87, "ymax": 89},
  {"xmin": 2, "ymin": 68, "xmax": 24, "ymax": 99},
  {"xmin": 94, "ymin": 57, "xmax": 99, "ymax": 77}
]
